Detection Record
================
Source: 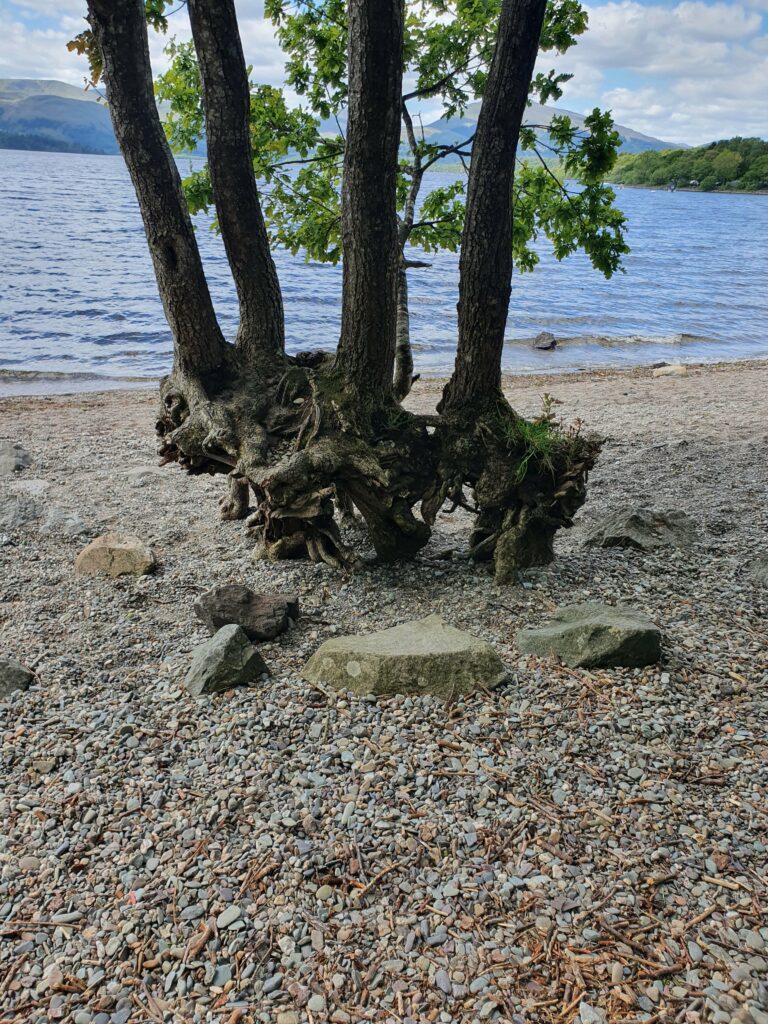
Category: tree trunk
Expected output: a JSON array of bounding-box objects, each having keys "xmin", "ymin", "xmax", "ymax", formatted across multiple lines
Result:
[
  {"xmin": 393, "ymin": 267, "xmax": 414, "ymax": 401},
  {"xmin": 187, "ymin": 0, "xmax": 284, "ymax": 359},
  {"xmin": 335, "ymin": 0, "xmax": 404, "ymax": 402},
  {"xmin": 86, "ymin": 0, "xmax": 228, "ymax": 379},
  {"xmin": 441, "ymin": 0, "xmax": 547, "ymax": 412}
]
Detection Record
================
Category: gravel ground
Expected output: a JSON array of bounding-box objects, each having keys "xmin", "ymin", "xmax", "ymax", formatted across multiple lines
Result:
[{"xmin": 1, "ymin": 360, "xmax": 767, "ymax": 1024}]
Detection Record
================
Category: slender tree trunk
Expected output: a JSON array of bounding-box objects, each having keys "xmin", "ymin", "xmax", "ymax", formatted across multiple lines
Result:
[
  {"xmin": 335, "ymin": 0, "xmax": 404, "ymax": 401},
  {"xmin": 187, "ymin": 0, "xmax": 284, "ymax": 359},
  {"xmin": 393, "ymin": 267, "xmax": 414, "ymax": 401},
  {"xmin": 441, "ymin": 0, "xmax": 547, "ymax": 411},
  {"xmin": 86, "ymin": 0, "xmax": 228, "ymax": 378}
]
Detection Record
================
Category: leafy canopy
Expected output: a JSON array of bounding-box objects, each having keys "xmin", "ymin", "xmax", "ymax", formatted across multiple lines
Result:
[{"xmin": 151, "ymin": 0, "xmax": 628, "ymax": 277}]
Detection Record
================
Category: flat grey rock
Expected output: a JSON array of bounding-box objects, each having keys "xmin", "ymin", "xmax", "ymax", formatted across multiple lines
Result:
[
  {"xmin": 0, "ymin": 655, "xmax": 35, "ymax": 698},
  {"xmin": 0, "ymin": 443, "xmax": 31, "ymax": 475},
  {"xmin": 0, "ymin": 495, "xmax": 40, "ymax": 531},
  {"xmin": 584, "ymin": 507, "xmax": 696, "ymax": 551},
  {"xmin": 752, "ymin": 557, "xmax": 768, "ymax": 585},
  {"xmin": 517, "ymin": 602, "xmax": 661, "ymax": 668},
  {"xmin": 194, "ymin": 584, "xmax": 298, "ymax": 641},
  {"xmin": 184, "ymin": 624, "xmax": 269, "ymax": 698},
  {"xmin": 40, "ymin": 507, "xmax": 89, "ymax": 538},
  {"xmin": 302, "ymin": 614, "xmax": 506, "ymax": 699}
]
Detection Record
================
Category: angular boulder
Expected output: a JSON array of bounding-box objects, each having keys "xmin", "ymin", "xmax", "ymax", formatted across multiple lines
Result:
[
  {"xmin": 184, "ymin": 624, "xmax": 269, "ymax": 697},
  {"xmin": 752, "ymin": 557, "xmax": 768, "ymax": 585},
  {"xmin": 584, "ymin": 507, "xmax": 696, "ymax": 552},
  {"xmin": 0, "ymin": 443, "xmax": 32, "ymax": 475},
  {"xmin": 75, "ymin": 533, "xmax": 155, "ymax": 577},
  {"xmin": 0, "ymin": 656, "xmax": 35, "ymax": 699},
  {"xmin": 517, "ymin": 603, "xmax": 661, "ymax": 668},
  {"xmin": 303, "ymin": 614, "xmax": 506, "ymax": 699},
  {"xmin": 41, "ymin": 507, "xmax": 89, "ymax": 538},
  {"xmin": 194, "ymin": 584, "xmax": 298, "ymax": 641},
  {"xmin": 532, "ymin": 331, "xmax": 557, "ymax": 351}
]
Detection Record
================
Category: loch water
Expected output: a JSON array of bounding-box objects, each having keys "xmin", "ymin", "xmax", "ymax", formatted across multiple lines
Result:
[{"xmin": 1, "ymin": 148, "xmax": 767, "ymax": 395}]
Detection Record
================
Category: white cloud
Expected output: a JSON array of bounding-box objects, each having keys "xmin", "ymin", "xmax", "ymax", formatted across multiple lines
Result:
[{"xmin": 553, "ymin": 0, "xmax": 768, "ymax": 143}]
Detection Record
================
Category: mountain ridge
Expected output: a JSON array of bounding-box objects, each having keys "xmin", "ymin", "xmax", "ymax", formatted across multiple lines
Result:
[{"xmin": 0, "ymin": 77, "xmax": 685, "ymax": 157}]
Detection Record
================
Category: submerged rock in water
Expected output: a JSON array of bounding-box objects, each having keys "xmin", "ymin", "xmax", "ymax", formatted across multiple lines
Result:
[
  {"xmin": 532, "ymin": 331, "xmax": 557, "ymax": 351},
  {"xmin": 184, "ymin": 624, "xmax": 269, "ymax": 697},
  {"xmin": 584, "ymin": 507, "xmax": 696, "ymax": 551},
  {"xmin": 302, "ymin": 614, "xmax": 506, "ymax": 698},
  {"xmin": 0, "ymin": 655, "xmax": 36, "ymax": 698},
  {"xmin": 194, "ymin": 584, "xmax": 298, "ymax": 641},
  {"xmin": 517, "ymin": 602, "xmax": 661, "ymax": 668},
  {"xmin": 75, "ymin": 533, "xmax": 155, "ymax": 577},
  {"xmin": 0, "ymin": 443, "xmax": 32, "ymax": 475}
]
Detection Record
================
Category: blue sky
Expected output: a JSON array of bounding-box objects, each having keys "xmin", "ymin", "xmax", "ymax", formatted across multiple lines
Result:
[{"xmin": 1, "ymin": 0, "xmax": 766, "ymax": 145}]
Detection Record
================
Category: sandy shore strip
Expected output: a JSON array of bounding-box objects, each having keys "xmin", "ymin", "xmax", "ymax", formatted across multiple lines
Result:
[{"xmin": 1, "ymin": 359, "xmax": 767, "ymax": 1023}]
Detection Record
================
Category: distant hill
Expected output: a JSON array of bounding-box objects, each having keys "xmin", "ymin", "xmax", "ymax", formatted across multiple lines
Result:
[
  {"xmin": 0, "ymin": 77, "xmax": 685, "ymax": 159},
  {"xmin": 421, "ymin": 101, "xmax": 686, "ymax": 156},
  {"xmin": 0, "ymin": 80, "xmax": 118, "ymax": 154},
  {"xmin": 608, "ymin": 137, "xmax": 768, "ymax": 192}
]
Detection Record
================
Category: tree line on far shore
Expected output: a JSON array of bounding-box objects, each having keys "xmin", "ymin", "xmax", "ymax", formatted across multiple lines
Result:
[{"xmin": 608, "ymin": 137, "xmax": 768, "ymax": 193}]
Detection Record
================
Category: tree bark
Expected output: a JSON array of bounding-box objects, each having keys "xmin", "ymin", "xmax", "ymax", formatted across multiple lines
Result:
[
  {"xmin": 187, "ymin": 0, "xmax": 285, "ymax": 359},
  {"xmin": 393, "ymin": 267, "xmax": 414, "ymax": 401},
  {"xmin": 441, "ymin": 0, "xmax": 547, "ymax": 411},
  {"xmin": 86, "ymin": 0, "xmax": 228, "ymax": 378},
  {"xmin": 335, "ymin": 0, "xmax": 404, "ymax": 401}
]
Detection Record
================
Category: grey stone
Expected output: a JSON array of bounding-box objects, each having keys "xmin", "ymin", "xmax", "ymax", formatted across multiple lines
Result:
[
  {"xmin": 579, "ymin": 1004, "xmax": 606, "ymax": 1024},
  {"xmin": 75, "ymin": 533, "xmax": 155, "ymax": 577},
  {"xmin": 184, "ymin": 625, "xmax": 268, "ymax": 698},
  {"xmin": 532, "ymin": 331, "xmax": 557, "ymax": 350},
  {"xmin": 307, "ymin": 994, "xmax": 325, "ymax": 1013},
  {"xmin": 0, "ymin": 443, "xmax": 31, "ymax": 474},
  {"xmin": 194, "ymin": 584, "xmax": 298, "ymax": 642},
  {"xmin": 216, "ymin": 905, "xmax": 241, "ymax": 929},
  {"xmin": 0, "ymin": 656, "xmax": 35, "ymax": 698},
  {"xmin": 751, "ymin": 557, "xmax": 768, "ymax": 585},
  {"xmin": 517, "ymin": 603, "xmax": 661, "ymax": 668},
  {"xmin": 125, "ymin": 466, "xmax": 166, "ymax": 488},
  {"xmin": 302, "ymin": 614, "xmax": 506, "ymax": 699},
  {"xmin": 40, "ymin": 507, "xmax": 89, "ymax": 538},
  {"xmin": 0, "ymin": 495, "xmax": 40, "ymax": 531},
  {"xmin": 584, "ymin": 507, "xmax": 696, "ymax": 551}
]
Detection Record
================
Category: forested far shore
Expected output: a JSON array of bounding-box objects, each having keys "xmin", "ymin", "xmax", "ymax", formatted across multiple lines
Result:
[{"xmin": 607, "ymin": 137, "xmax": 768, "ymax": 193}]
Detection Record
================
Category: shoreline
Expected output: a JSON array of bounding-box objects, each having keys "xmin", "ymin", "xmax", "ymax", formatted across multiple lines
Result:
[
  {"xmin": 609, "ymin": 181, "xmax": 768, "ymax": 197},
  {"xmin": 2, "ymin": 354, "xmax": 768, "ymax": 401}
]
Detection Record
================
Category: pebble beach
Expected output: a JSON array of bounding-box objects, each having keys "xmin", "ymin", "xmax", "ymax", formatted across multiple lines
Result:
[{"xmin": 1, "ymin": 360, "xmax": 767, "ymax": 1024}]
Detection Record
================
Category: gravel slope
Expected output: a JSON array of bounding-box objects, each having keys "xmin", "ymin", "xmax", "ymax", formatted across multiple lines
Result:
[{"xmin": 1, "ymin": 361, "xmax": 767, "ymax": 1024}]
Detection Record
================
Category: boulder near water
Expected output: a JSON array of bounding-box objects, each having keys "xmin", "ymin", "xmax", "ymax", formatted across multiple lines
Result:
[
  {"xmin": 75, "ymin": 533, "xmax": 155, "ymax": 577},
  {"xmin": 194, "ymin": 584, "xmax": 299, "ymax": 641},
  {"xmin": 517, "ymin": 602, "xmax": 662, "ymax": 668},
  {"xmin": 302, "ymin": 614, "xmax": 506, "ymax": 699},
  {"xmin": 584, "ymin": 507, "xmax": 696, "ymax": 552},
  {"xmin": 532, "ymin": 331, "xmax": 557, "ymax": 350},
  {"xmin": 184, "ymin": 624, "xmax": 269, "ymax": 697}
]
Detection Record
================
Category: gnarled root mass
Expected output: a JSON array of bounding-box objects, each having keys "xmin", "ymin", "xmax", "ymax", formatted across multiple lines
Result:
[{"xmin": 156, "ymin": 355, "xmax": 599, "ymax": 581}]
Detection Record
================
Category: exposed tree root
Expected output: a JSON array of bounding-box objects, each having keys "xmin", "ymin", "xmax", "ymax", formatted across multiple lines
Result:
[{"xmin": 155, "ymin": 357, "xmax": 599, "ymax": 580}]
